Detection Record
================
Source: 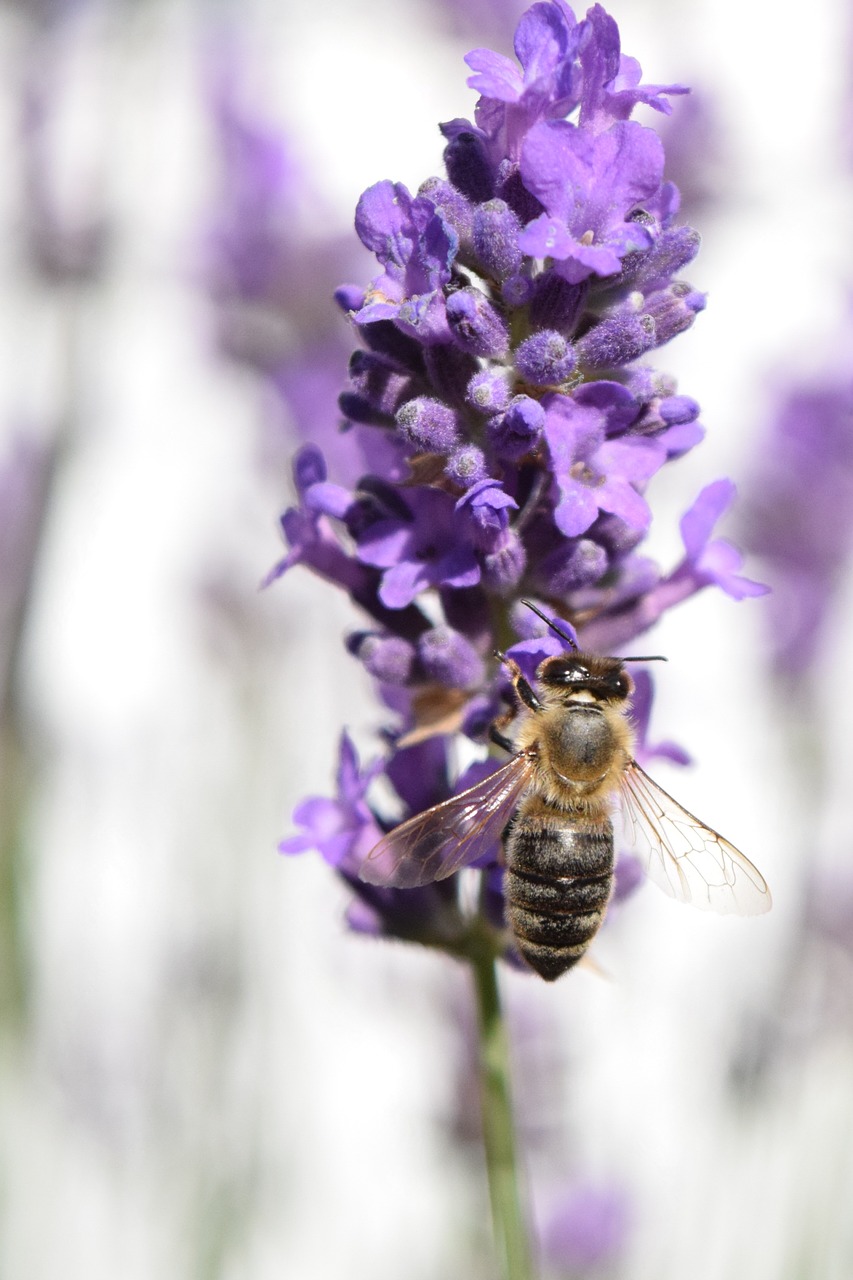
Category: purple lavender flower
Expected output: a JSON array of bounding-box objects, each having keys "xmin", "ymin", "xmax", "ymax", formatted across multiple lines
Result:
[
  {"xmin": 273, "ymin": 0, "xmax": 764, "ymax": 967},
  {"xmin": 539, "ymin": 1181, "xmax": 631, "ymax": 1274},
  {"xmin": 739, "ymin": 375, "xmax": 853, "ymax": 676},
  {"xmin": 205, "ymin": 50, "xmax": 375, "ymax": 486}
]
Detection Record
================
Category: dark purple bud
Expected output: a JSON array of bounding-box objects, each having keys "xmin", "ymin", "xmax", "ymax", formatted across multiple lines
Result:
[
  {"xmin": 515, "ymin": 330, "xmax": 576, "ymax": 385},
  {"xmin": 575, "ymin": 311, "xmax": 655, "ymax": 369},
  {"xmin": 461, "ymin": 695, "xmax": 497, "ymax": 741},
  {"xmin": 293, "ymin": 444, "xmax": 326, "ymax": 494},
  {"xmin": 358, "ymin": 320, "xmax": 427, "ymax": 376},
  {"xmin": 347, "ymin": 631, "xmax": 416, "ymax": 684},
  {"xmin": 441, "ymin": 128, "xmax": 494, "ymax": 203},
  {"xmin": 439, "ymin": 584, "xmax": 492, "ymax": 645},
  {"xmin": 424, "ymin": 343, "xmax": 480, "ymax": 407},
  {"xmin": 538, "ymin": 538, "xmax": 608, "ymax": 593},
  {"xmin": 466, "ymin": 368, "xmax": 512, "ymax": 415},
  {"xmin": 396, "ymin": 396, "xmax": 462, "ymax": 452},
  {"xmin": 417, "ymin": 177, "xmax": 474, "ymax": 247},
  {"xmin": 446, "ymin": 286, "xmax": 510, "ymax": 358},
  {"xmin": 588, "ymin": 511, "xmax": 646, "ymax": 557},
  {"xmin": 446, "ymin": 444, "xmax": 488, "ymax": 488},
  {"xmin": 481, "ymin": 531, "xmax": 526, "ymax": 593},
  {"xmin": 494, "ymin": 159, "xmax": 545, "ymax": 224},
  {"xmin": 501, "ymin": 274, "xmax": 535, "ymax": 307},
  {"xmin": 471, "ymin": 200, "xmax": 523, "ymax": 281},
  {"xmin": 417, "ymin": 625, "xmax": 485, "ymax": 688},
  {"xmin": 487, "ymin": 395, "xmax": 545, "ymax": 461},
  {"xmin": 339, "ymin": 350, "xmax": 413, "ymax": 426},
  {"xmin": 658, "ymin": 395, "xmax": 700, "ymax": 425},
  {"xmin": 529, "ymin": 274, "xmax": 588, "ymax": 333}
]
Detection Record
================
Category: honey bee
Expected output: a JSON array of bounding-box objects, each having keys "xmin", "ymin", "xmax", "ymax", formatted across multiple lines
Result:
[{"xmin": 361, "ymin": 601, "xmax": 771, "ymax": 981}]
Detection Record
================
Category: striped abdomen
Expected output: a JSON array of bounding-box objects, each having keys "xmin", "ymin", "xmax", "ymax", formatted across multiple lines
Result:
[{"xmin": 504, "ymin": 812, "xmax": 615, "ymax": 982}]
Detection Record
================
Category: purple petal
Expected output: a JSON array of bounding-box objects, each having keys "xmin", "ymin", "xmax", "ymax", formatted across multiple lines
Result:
[
  {"xmin": 513, "ymin": 1, "xmax": 573, "ymax": 83},
  {"xmin": 700, "ymin": 539, "xmax": 770, "ymax": 599},
  {"xmin": 517, "ymin": 212, "xmax": 577, "ymax": 260},
  {"xmin": 379, "ymin": 559, "xmax": 430, "ymax": 608},
  {"xmin": 597, "ymin": 438, "xmax": 666, "ymax": 485},
  {"xmin": 435, "ymin": 543, "xmax": 482, "ymax": 590},
  {"xmin": 680, "ymin": 478, "xmax": 735, "ymax": 557},
  {"xmin": 554, "ymin": 481, "xmax": 600, "ymax": 537},
  {"xmin": 596, "ymin": 475, "xmax": 651, "ymax": 531},
  {"xmin": 355, "ymin": 180, "xmax": 413, "ymax": 267},
  {"xmin": 357, "ymin": 521, "xmax": 413, "ymax": 569},
  {"xmin": 465, "ymin": 48, "xmax": 524, "ymax": 103},
  {"xmin": 303, "ymin": 481, "xmax": 354, "ymax": 520}
]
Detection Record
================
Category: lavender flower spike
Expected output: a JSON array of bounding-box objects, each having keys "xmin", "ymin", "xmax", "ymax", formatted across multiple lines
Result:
[
  {"xmin": 274, "ymin": 0, "xmax": 764, "ymax": 960},
  {"xmin": 271, "ymin": 6, "xmax": 767, "ymax": 1275}
]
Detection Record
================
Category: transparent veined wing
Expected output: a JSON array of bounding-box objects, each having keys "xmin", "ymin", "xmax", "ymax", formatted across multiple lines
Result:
[
  {"xmin": 619, "ymin": 760, "xmax": 771, "ymax": 915},
  {"xmin": 360, "ymin": 753, "xmax": 537, "ymax": 889}
]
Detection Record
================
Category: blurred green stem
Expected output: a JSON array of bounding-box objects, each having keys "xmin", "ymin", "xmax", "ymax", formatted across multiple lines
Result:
[{"xmin": 470, "ymin": 947, "xmax": 535, "ymax": 1280}]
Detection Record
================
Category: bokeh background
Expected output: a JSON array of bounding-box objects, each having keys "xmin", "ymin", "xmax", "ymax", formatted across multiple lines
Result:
[{"xmin": 2, "ymin": 0, "xmax": 853, "ymax": 1276}]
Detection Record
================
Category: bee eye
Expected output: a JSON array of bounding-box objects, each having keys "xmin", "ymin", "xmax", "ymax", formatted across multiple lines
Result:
[{"xmin": 563, "ymin": 664, "xmax": 588, "ymax": 682}]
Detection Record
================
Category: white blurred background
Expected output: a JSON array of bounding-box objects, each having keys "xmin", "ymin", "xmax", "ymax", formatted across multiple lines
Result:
[{"xmin": 2, "ymin": 0, "xmax": 853, "ymax": 1276}]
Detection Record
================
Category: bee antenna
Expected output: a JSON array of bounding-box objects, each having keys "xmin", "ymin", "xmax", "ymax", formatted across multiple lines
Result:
[
  {"xmin": 519, "ymin": 599, "xmax": 579, "ymax": 651},
  {"xmin": 622, "ymin": 654, "xmax": 668, "ymax": 663}
]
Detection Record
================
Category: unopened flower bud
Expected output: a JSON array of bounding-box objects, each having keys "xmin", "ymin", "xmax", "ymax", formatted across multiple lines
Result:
[
  {"xmin": 643, "ymin": 285, "xmax": 705, "ymax": 346},
  {"xmin": 339, "ymin": 351, "xmax": 413, "ymax": 426},
  {"xmin": 417, "ymin": 176, "xmax": 475, "ymax": 247},
  {"xmin": 472, "ymin": 199, "xmax": 523, "ymax": 281},
  {"xmin": 515, "ymin": 330, "xmax": 576, "ymax": 385},
  {"xmin": 529, "ymin": 275, "xmax": 587, "ymax": 333},
  {"xmin": 417, "ymin": 625, "xmax": 484, "ymax": 688},
  {"xmin": 502, "ymin": 274, "xmax": 534, "ymax": 307},
  {"xmin": 575, "ymin": 312, "xmax": 655, "ymax": 369},
  {"xmin": 446, "ymin": 444, "xmax": 488, "ymax": 488},
  {"xmin": 446, "ymin": 287, "xmax": 510, "ymax": 358},
  {"xmin": 396, "ymin": 397, "xmax": 462, "ymax": 452},
  {"xmin": 658, "ymin": 395, "xmax": 700, "ymax": 425},
  {"xmin": 441, "ymin": 127, "xmax": 494, "ymax": 202},
  {"xmin": 347, "ymin": 632, "xmax": 416, "ymax": 684},
  {"xmin": 466, "ymin": 368, "xmax": 512, "ymax": 415}
]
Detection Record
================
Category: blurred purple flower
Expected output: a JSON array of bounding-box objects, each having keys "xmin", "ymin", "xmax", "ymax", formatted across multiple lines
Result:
[
  {"xmin": 204, "ymin": 45, "xmax": 377, "ymax": 486},
  {"xmin": 19, "ymin": 48, "xmax": 109, "ymax": 283},
  {"xmin": 740, "ymin": 375, "xmax": 853, "ymax": 676},
  {"xmin": 539, "ymin": 1181, "xmax": 631, "ymax": 1274},
  {"xmin": 280, "ymin": 731, "xmax": 384, "ymax": 872},
  {"xmin": 0, "ymin": 432, "xmax": 53, "ymax": 713}
]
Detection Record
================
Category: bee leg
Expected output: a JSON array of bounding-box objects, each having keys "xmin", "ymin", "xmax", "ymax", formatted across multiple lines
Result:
[
  {"xmin": 494, "ymin": 651, "xmax": 544, "ymax": 714},
  {"xmin": 489, "ymin": 722, "xmax": 515, "ymax": 754}
]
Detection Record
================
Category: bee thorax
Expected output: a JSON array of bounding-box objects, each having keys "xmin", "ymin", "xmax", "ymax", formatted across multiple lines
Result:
[{"xmin": 546, "ymin": 705, "xmax": 618, "ymax": 781}]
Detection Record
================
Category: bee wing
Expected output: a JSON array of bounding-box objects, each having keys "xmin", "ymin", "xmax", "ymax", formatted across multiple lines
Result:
[
  {"xmin": 620, "ymin": 760, "xmax": 771, "ymax": 916},
  {"xmin": 360, "ymin": 753, "xmax": 536, "ymax": 889}
]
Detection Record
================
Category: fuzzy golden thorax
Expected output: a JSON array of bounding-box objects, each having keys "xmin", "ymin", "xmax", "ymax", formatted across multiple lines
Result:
[{"xmin": 511, "ymin": 651, "xmax": 635, "ymax": 814}]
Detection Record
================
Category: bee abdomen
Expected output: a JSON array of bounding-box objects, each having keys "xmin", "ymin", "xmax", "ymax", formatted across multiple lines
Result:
[{"xmin": 505, "ymin": 821, "xmax": 614, "ymax": 982}]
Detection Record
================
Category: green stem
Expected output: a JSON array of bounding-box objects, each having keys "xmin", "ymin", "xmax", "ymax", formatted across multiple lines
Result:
[{"xmin": 470, "ymin": 947, "xmax": 536, "ymax": 1280}]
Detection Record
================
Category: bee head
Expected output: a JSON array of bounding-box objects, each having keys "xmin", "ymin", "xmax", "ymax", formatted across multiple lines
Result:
[{"xmin": 537, "ymin": 653, "xmax": 632, "ymax": 703}]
